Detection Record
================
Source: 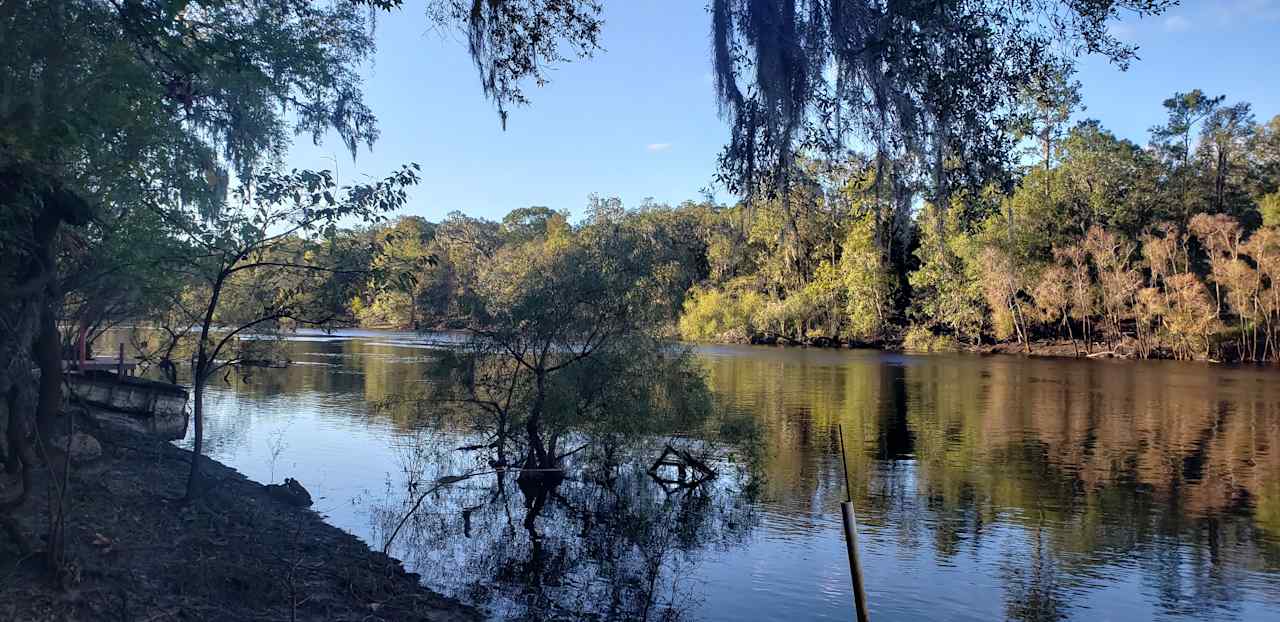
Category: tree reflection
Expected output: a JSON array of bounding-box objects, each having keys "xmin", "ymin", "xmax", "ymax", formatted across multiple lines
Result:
[
  {"xmin": 704, "ymin": 349, "xmax": 1280, "ymax": 619},
  {"xmin": 368, "ymin": 439, "xmax": 759, "ymax": 621}
]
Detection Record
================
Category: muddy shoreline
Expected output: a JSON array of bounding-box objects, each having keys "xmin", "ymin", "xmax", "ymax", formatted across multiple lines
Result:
[
  {"xmin": 711, "ymin": 333, "xmax": 1241, "ymax": 363},
  {"xmin": 0, "ymin": 423, "xmax": 480, "ymax": 621}
]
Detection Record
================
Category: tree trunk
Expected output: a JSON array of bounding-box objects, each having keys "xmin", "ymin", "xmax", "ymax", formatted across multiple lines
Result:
[
  {"xmin": 1065, "ymin": 316, "xmax": 1078, "ymax": 357},
  {"xmin": 185, "ymin": 370, "xmax": 206, "ymax": 500},
  {"xmin": 186, "ymin": 269, "xmax": 226, "ymax": 501},
  {"xmin": 34, "ymin": 310, "xmax": 70, "ymax": 577},
  {"xmin": 1012, "ymin": 301, "xmax": 1031, "ymax": 354},
  {"xmin": 525, "ymin": 370, "xmax": 549, "ymax": 470},
  {"xmin": 34, "ymin": 313, "xmax": 62, "ymax": 452},
  {"xmin": 1215, "ymin": 148, "xmax": 1227, "ymax": 213}
]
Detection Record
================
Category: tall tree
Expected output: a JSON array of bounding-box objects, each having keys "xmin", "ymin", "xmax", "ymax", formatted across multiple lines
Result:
[
  {"xmin": 1150, "ymin": 89, "xmax": 1226, "ymax": 218},
  {"xmin": 1198, "ymin": 102, "xmax": 1256, "ymax": 217},
  {"xmin": 1012, "ymin": 61, "xmax": 1084, "ymax": 200}
]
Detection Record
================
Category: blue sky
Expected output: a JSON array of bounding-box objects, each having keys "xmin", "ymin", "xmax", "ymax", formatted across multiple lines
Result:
[{"xmin": 287, "ymin": 0, "xmax": 1280, "ymax": 223}]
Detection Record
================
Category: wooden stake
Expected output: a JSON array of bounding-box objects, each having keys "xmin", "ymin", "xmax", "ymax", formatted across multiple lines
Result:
[{"xmin": 838, "ymin": 424, "xmax": 871, "ymax": 622}]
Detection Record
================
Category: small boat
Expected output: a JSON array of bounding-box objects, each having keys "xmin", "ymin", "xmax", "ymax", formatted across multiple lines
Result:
[{"xmin": 64, "ymin": 370, "xmax": 189, "ymax": 440}]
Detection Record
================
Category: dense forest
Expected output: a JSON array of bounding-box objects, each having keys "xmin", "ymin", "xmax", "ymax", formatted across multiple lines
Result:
[{"xmin": 319, "ymin": 91, "xmax": 1280, "ymax": 363}]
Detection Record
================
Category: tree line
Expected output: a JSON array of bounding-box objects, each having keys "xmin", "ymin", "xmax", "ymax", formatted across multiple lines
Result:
[
  {"xmin": 678, "ymin": 91, "xmax": 1280, "ymax": 362},
  {"xmin": 330, "ymin": 90, "xmax": 1280, "ymax": 363}
]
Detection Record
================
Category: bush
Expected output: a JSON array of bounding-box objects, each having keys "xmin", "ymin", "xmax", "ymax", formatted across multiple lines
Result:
[
  {"xmin": 678, "ymin": 286, "xmax": 761, "ymax": 342},
  {"xmin": 902, "ymin": 325, "xmax": 960, "ymax": 353}
]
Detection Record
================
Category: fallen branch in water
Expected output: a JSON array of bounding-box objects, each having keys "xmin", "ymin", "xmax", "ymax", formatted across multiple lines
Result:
[
  {"xmin": 647, "ymin": 444, "xmax": 716, "ymax": 494},
  {"xmin": 381, "ymin": 471, "xmax": 489, "ymax": 555}
]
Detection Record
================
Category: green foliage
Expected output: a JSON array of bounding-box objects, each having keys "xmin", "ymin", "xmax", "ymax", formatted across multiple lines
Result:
[
  {"xmin": 421, "ymin": 204, "xmax": 741, "ymax": 470},
  {"xmin": 1261, "ymin": 192, "xmax": 1280, "ymax": 228},
  {"xmin": 355, "ymin": 216, "xmax": 438, "ymax": 328},
  {"xmin": 840, "ymin": 213, "xmax": 897, "ymax": 341},
  {"xmin": 159, "ymin": 165, "xmax": 421, "ymax": 366},
  {"xmin": 902, "ymin": 325, "xmax": 960, "ymax": 353},
  {"xmin": 909, "ymin": 204, "xmax": 987, "ymax": 344},
  {"xmin": 678, "ymin": 286, "xmax": 761, "ymax": 343}
]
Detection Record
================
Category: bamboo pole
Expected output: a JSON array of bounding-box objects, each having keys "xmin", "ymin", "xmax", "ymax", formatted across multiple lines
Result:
[{"xmin": 837, "ymin": 424, "xmax": 871, "ymax": 622}]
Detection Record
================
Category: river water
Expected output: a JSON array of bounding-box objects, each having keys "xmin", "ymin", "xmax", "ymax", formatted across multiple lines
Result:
[{"xmin": 162, "ymin": 330, "xmax": 1280, "ymax": 621}]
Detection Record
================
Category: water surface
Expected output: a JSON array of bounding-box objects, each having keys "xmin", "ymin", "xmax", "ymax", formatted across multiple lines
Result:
[{"xmin": 147, "ymin": 331, "xmax": 1280, "ymax": 621}]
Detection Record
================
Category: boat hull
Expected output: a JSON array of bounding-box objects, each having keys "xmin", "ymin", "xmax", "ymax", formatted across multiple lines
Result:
[{"xmin": 65, "ymin": 372, "xmax": 189, "ymax": 440}]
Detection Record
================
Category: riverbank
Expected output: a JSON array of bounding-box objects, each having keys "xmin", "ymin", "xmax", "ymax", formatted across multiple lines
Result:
[
  {"xmin": 0, "ymin": 423, "xmax": 479, "ymax": 621},
  {"xmin": 709, "ymin": 330, "xmax": 1225, "ymax": 363}
]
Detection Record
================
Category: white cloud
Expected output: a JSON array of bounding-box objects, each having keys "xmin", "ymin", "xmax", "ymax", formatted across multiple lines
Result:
[
  {"xmin": 1164, "ymin": 15, "xmax": 1191, "ymax": 32},
  {"xmin": 646, "ymin": 143, "xmax": 672, "ymax": 152}
]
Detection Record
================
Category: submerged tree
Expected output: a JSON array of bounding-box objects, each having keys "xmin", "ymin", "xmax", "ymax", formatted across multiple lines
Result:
[{"xmin": 425, "ymin": 207, "xmax": 700, "ymax": 479}]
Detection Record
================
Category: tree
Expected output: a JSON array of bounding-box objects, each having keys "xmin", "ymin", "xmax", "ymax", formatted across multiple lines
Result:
[
  {"xmin": 1151, "ymin": 90, "xmax": 1226, "ymax": 218},
  {"xmin": 1012, "ymin": 61, "xmax": 1084, "ymax": 191},
  {"xmin": 500, "ymin": 206, "xmax": 566, "ymax": 245},
  {"xmin": 357, "ymin": 216, "xmax": 438, "ymax": 328},
  {"xmin": 427, "ymin": 0, "xmax": 604, "ymax": 127},
  {"xmin": 703, "ymin": 0, "xmax": 1169, "ymax": 228},
  {"xmin": 840, "ymin": 213, "xmax": 896, "ymax": 341},
  {"xmin": 0, "ymin": 0, "xmax": 400, "ymax": 568},
  {"xmin": 1060, "ymin": 121, "xmax": 1166, "ymax": 239},
  {"xmin": 1243, "ymin": 227, "xmax": 1280, "ymax": 359},
  {"xmin": 1056, "ymin": 243, "xmax": 1096, "ymax": 352},
  {"xmin": 1253, "ymin": 116, "xmax": 1280, "ymax": 200},
  {"xmin": 1083, "ymin": 226, "xmax": 1141, "ymax": 350},
  {"xmin": 157, "ymin": 166, "xmax": 419, "ymax": 498},
  {"xmin": 978, "ymin": 245, "xmax": 1031, "ymax": 351},
  {"xmin": 0, "ymin": 164, "xmax": 92, "ymax": 567},
  {"xmin": 1152, "ymin": 90, "xmax": 1226, "ymax": 173},
  {"xmin": 908, "ymin": 202, "xmax": 987, "ymax": 345},
  {"xmin": 1198, "ymin": 102, "xmax": 1256, "ymax": 218},
  {"xmin": 425, "ymin": 205, "xmax": 703, "ymax": 487},
  {"xmin": 1033, "ymin": 264, "xmax": 1076, "ymax": 354}
]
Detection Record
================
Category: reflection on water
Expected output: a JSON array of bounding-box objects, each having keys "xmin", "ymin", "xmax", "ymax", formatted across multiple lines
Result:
[{"xmin": 104, "ymin": 330, "xmax": 1280, "ymax": 620}]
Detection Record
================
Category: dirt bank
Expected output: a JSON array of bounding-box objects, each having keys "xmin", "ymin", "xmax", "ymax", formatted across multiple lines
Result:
[
  {"xmin": 974, "ymin": 339, "xmax": 1126, "ymax": 358},
  {"xmin": 0, "ymin": 423, "xmax": 480, "ymax": 621}
]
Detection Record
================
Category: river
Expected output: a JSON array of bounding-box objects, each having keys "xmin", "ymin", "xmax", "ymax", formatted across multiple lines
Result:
[{"xmin": 156, "ymin": 329, "xmax": 1280, "ymax": 621}]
